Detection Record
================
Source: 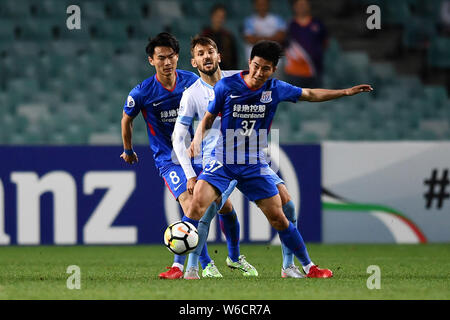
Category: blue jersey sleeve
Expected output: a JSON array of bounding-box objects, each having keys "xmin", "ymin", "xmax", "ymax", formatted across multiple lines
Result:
[
  {"xmin": 207, "ymin": 80, "xmax": 227, "ymax": 115},
  {"xmin": 276, "ymin": 79, "xmax": 303, "ymax": 103},
  {"xmin": 123, "ymin": 86, "xmax": 142, "ymax": 118}
]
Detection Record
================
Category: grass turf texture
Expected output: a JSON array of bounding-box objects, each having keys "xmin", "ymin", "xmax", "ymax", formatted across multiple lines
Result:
[{"xmin": 0, "ymin": 244, "xmax": 449, "ymax": 300}]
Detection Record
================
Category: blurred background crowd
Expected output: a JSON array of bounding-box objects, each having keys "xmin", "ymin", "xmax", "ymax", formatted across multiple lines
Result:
[{"xmin": 0, "ymin": 0, "xmax": 449, "ymax": 145}]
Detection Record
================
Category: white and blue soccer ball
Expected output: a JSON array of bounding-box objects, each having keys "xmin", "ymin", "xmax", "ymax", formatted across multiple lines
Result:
[{"xmin": 164, "ymin": 221, "xmax": 198, "ymax": 255}]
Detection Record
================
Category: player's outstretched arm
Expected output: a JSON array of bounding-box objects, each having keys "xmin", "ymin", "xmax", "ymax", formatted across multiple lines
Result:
[
  {"xmin": 189, "ymin": 111, "xmax": 217, "ymax": 158},
  {"xmin": 299, "ymin": 84, "xmax": 373, "ymax": 102},
  {"xmin": 120, "ymin": 111, "xmax": 138, "ymax": 164}
]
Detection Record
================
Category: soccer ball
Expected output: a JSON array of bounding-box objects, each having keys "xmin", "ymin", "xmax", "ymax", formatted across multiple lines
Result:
[{"xmin": 164, "ymin": 221, "xmax": 199, "ymax": 255}]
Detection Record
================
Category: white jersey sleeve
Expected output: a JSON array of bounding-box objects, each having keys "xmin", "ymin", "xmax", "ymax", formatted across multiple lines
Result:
[
  {"xmin": 172, "ymin": 83, "xmax": 200, "ymax": 180},
  {"xmin": 177, "ymin": 85, "xmax": 198, "ymax": 126},
  {"xmin": 172, "ymin": 121, "xmax": 197, "ymax": 180}
]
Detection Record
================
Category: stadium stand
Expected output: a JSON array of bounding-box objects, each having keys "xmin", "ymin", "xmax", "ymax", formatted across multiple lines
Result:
[{"xmin": 0, "ymin": 0, "xmax": 448, "ymax": 145}]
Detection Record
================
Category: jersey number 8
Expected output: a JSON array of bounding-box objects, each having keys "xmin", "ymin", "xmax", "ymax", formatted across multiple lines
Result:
[{"xmin": 169, "ymin": 171, "xmax": 180, "ymax": 184}]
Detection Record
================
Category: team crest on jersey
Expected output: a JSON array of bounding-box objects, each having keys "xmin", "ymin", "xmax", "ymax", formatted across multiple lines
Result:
[
  {"xmin": 260, "ymin": 91, "xmax": 272, "ymax": 103},
  {"xmin": 127, "ymin": 95, "xmax": 135, "ymax": 108}
]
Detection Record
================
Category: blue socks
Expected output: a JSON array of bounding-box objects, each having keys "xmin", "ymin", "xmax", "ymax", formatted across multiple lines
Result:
[
  {"xmin": 281, "ymin": 200, "xmax": 296, "ymax": 269},
  {"xmin": 173, "ymin": 215, "xmax": 188, "ymax": 266},
  {"xmin": 218, "ymin": 208, "xmax": 240, "ymax": 262},
  {"xmin": 181, "ymin": 215, "xmax": 211, "ymax": 269},
  {"xmin": 187, "ymin": 179, "xmax": 239, "ymax": 269},
  {"xmin": 186, "ymin": 202, "xmax": 218, "ymax": 270},
  {"xmin": 183, "ymin": 199, "xmax": 309, "ymax": 271},
  {"xmin": 278, "ymin": 221, "xmax": 311, "ymax": 266}
]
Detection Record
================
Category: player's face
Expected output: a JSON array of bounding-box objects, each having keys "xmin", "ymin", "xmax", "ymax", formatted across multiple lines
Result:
[
  {"xmin": 247, "ymin": 56, "xmax": 276, "ymax": 88},
  {"xmin": 148, "ymin": 46, "xmax": 178, "ymax": 77},
  {"xmin": 191, "ymin": 44, "xmax": 221, "ymax": 76}
]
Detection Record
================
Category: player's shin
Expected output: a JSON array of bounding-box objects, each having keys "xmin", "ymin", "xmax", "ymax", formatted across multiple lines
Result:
[
  {"xmin": 172, "ymin": 254, "xmax": 187, "ymax": 270},
  {"xmin": 278, "ymin": 222, "xmax": 312, "ymax": 267},
  {"xmin": 185, "ymin": 202, "xmax": 218, "ymax": 270},
  {"xmin": 175, "ymin": 215, "xmax": 200, "ymax": 268},
  {"xmin": 218, "ymin": 208, "xmax": 240, "ymax": 262},
  {"xmin": 280, "ymin": 200, "xmax": 296, "ymax": 269}
]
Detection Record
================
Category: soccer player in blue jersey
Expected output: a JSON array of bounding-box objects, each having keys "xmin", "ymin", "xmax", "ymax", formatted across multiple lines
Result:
[
  {"xmin": 186, "ymin": 40, "xmax": 373, "ymax": 278},
  {"xmin": 120, "ymin": 32, "xmax": 213, "ymax": 279},
  {"xmin": 175, "ymin": 36, "xmax": 315, "ymax": 279},
  {"xmin": 173, "ymin": 36, "xmax": 263, "ymax": 279}
]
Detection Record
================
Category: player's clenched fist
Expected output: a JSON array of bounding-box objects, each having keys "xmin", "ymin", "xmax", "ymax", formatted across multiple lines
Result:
[{"xmin": 120, "ymin": 151, "xmax": 139, "ymax": 164}]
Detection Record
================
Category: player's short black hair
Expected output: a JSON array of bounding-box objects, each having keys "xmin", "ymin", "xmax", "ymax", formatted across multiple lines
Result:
[
  {"xmin": 250, "ymin": 40, "xmax": 284, "ymax": 67},
  {"xmin": 145, "ymin": 32, "xmax": 180, "ymax": 57},
  {"xmin": 190, "ymin": 36, "xmax": 218, "ymax": 57}
]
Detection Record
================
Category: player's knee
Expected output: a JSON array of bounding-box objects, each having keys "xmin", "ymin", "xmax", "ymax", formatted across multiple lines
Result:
[
  {"xmin": 189, "ymin": 193, "xmax": 213, "ymax": 221},
  {"xmin": 187, "ymin": 200, "xmax": 204, "ymax": 220},
  {"xmin": 277, "ymin": 184, "xmax": 292, "ymax": 205},
  {"xmin": 178, "ymin": 191, "xmax": 192, "ymax": 213},
  {"xmin": 268, "ymin": 212, "xmax": 289, "ymax": 231}
]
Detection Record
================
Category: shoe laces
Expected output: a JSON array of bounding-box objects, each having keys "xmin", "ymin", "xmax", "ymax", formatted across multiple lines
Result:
[
  {"xmin": 208, "ymin": 260, "xmax": 216, "ymax": 267},
  {"xmin": 206, "ymin": 261, "xmax": 221, "ymax": 275},
  {"xmin": 238, "ymin": 255, "xmax": 252, "ymax": 271},
  {"xmin": 287, "ymin": 264, "xmax": 301, "ymax": 273},
  {"xmin": 186, "ymin": 266, "xmax": 198, "ymax": 273}
]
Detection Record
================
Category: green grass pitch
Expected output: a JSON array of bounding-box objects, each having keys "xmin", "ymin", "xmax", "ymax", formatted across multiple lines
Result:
[{"xmin": 0, "ymin": 244, "xmax": 449, "ymax": 300}]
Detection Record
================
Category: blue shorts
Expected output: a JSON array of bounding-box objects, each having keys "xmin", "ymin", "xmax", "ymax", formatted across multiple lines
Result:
[
  {"xmin": 198, "ymin": 159, "xmax": 280, "ymax": 202},
  {"xmin": 268, "ymin": 167, "xmax": 284, "ymax": 185},
  {"xmin": 160, "ymin": 163, "xmax": 203, "ymax": 200}
]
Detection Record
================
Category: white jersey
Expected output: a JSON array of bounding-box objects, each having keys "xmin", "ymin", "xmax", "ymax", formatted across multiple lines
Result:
[
  {"xmin": 243, "ymin": 13, "xmax": 286, "ymax": 59},
  {"xmin": 173, "ymin": 70, "xmax": 240, "ymax": 179}
]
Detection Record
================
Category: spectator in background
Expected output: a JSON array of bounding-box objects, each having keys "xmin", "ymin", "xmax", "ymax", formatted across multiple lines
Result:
[
  {"xmin": 440, "ymin": 0, "xmax": 450, "ymax": 35},
  {"xmin": 243, "ymin": 0, "xmax": 286, "ymax": 59},
  {"xmin": 284, "ymin": 0, "xmax": 328, "ymax": 88},
  {"xmin": 201, "ymin": 4, "xmax": 239, "ymax": 70}
]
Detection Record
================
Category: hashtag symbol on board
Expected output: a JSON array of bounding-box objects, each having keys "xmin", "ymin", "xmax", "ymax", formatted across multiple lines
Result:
[{"xmin": 424, "ymin": 169, "xmax": 450, "ymax": 209}]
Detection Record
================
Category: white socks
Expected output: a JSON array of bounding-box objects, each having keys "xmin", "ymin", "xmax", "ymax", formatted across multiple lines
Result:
[
  {"xmin": 172, "ymin": 262, "xmax": 184, "ymax": 272},
  {"xmin": 303, "ymin": 262, "xmax": 315, "ymax": 274}
]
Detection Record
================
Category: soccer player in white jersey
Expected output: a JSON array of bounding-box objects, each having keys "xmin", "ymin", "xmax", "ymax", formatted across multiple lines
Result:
[
  {"xmin": 173, "ymin": 36, "xmax": 257, "ymax": 279},
  {"xmin": 173, "ymin": 36, "xmax": 313, "ymax": 279}
]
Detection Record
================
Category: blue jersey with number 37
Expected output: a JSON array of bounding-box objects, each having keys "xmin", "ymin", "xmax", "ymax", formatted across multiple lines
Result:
[{"xmin": 207, "ymin": 71, "xmax": 302, "ymax": 164}]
